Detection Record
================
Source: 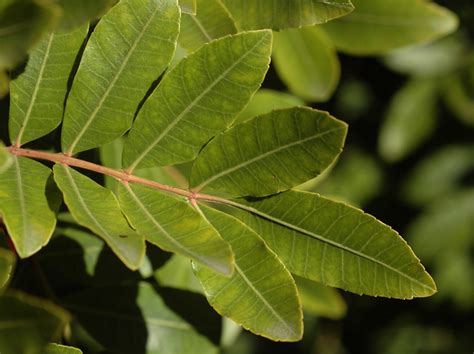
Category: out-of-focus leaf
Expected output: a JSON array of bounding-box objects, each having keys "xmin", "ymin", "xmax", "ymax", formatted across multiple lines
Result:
[
  {"xmin": 323, "ymin": 0, "xmax": 458, "ymax": 55},
  {"xmin": 9, "ymin": 25, "xmax": 88, "ymax": 146},
  {"xmin": 154, "ymin": 254, "xmax": 203, "ymax": 294},
  {"xmin": 408, "ymin": 189, "xmax": 474, "ymax": 308},
  {"xmin": 294, "ymin": 276, "xmax": 347, "ymax": 319},
  {"xmin": 190, "ymin": 107, "xmax": 347, "ymax": 197},
  {"xmin": 195, "ymin": 206, "xmax": 303, "ymax": 342},
  {"xmin": 0, "ymin": 141, "xmax": 13, "ymax": 174},
  {"xmin": 0, "ymin": 0, "xmax": 59, "ymax": 69},
  {"xmin": 299, "ymin": 149, "xmax": 383, "ymax": 207},
  {"xmin": 123, "ymin": 30, "xmax": 272, "ymax": 171},
  {"xmin": 273, "ymin": 26, "xmax": 339, "ymax": 102},
  {"xmin": 443, "ymin": 60, "xmax": 474, "ymax": 126},
  {"xmin": 0, "ymin": 70, "xmax": 9, "ymax": 98},
  {"xmin": 378, "ymin": 78, "xmax": 438, "ymax": 162},
  {"xmin": 179, "ymin": 0, "xmax": 237, "ymax": 52},
  {"xmin": 403, "ymin": 145, "xmax": 474, "ymax": 206},
  {"xmin": 334, "ymin": 80, "xmax": 373, "ymax": 120},
  {"xmin": 53, "ymin": 164, "xmax": 145, "ymax": 270},
  {"xmin": 44, "ymin": 343, "xmax": 83, "ymax": 354},
  {"xmin": 179, "ymin": 0, "xmax": 196, "ymax": 14},
  {"xmin": 56, "ymin": 0, "xmax": 116, "ymax": 29},
  {"xmin": 234, "ymin": 89, "xmax": 303, "ymax": 124},
  {"xmin": 118, "ymin": 183, "xmax": 234, "ymax": 275},
  {"xmin": 384, "ymin": 35, "xmax": 467, "ymax": 77},
  {"xmin": 221, "ymin": 0, "xmax": 354, "ymax": 30},
  {"xmin": 0, "ymin": 248, "xmax": 15, "ymax": 291},
  {"xmin": 0, "ymin": 291, "xmax": 70, "ymax": 354},
  {"xmin": 0, "ymin": 156, "xmax": 60, "ymax": 258},
  {"xmin": 64, "ymin": 282, "xmax": 218, "ymax": 354},
  {"xmin": 230, "ymin": 190, "xmax": 437, "ymax": 299},
  {"xmin": 220, "ymin": 318, "xmax": 242, "ymax": 349},
  {"xmin": 61, "ymin": 0, "xmax": 180, "ymax": 155}
]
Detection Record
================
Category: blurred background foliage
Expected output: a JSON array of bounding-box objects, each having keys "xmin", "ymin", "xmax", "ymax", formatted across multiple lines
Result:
[{"xmin": 0, "ymin": 0, "xmax": 473, "ymax": 353}]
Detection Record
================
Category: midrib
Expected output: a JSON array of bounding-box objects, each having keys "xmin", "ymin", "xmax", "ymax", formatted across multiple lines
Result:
[
  {"xmin": 66, "ymin": 6, "xmax": 160, "ymax": 154},
  {"xmin": 127, "ymin": 33, "xmax": 269, "ymax": 172}
]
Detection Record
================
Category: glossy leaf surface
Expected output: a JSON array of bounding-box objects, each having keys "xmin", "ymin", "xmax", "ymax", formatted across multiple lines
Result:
[
  {"xmin": 0, "ymin": 291, "xmax": 70, "ymax": 354},
  {"xmin": 191, "ymin": 107, "xmax": 347, "ymax": 197},
  {"xmin": 118, "ymin": 182, "xmax": 234, "ymax": 275},
  {"xmin": 230, "ymin": 190, "xmax": 437, "ymax": 299},
  {"xmin": 195, "ymin": 206, "xmax": 303, "ymax": 342},
  {"xmin": 273, "ymin": 26, "xmax": 339, "ymax": 102},
  {"xmin": 179, "ymin": 0, "xmax": 237, "ymax": 52},
  {"xmin": 221, "ymin": 0, "xmax": 354, "ymax": 30},
  {"xmin": 61, "ymin": 0, "xmax": 180, "ymax": 154},
  {"xmin": 64, "ymin": 282, "xmax": 218, "ymax": 354},
  {"xmin": 9, "ymin": 25, "xmax": 88, "ymax": 146},
  {"xmin": 53, "ymin": 164, "xmax": 145, "ymax": 270},
  {"xmin": 323, "ymin": 0, "xmax": 458, "ymax": 55},
  {"xmin": 0, "ymin": 156, "xmax": 59, "ymax": 258},
  {"xmin": 123, "ymin": 30, "xmax": 272, "ymax": 170}
]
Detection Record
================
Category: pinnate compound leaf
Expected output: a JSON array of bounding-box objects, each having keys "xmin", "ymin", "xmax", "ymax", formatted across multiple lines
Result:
[
  {"xmin": 117, "ymin": 183, "xmax": 234, "ymax": 275},
  {"xmin": 0, "ymin": 291, "xmax": 70, "ymax": 354},
  {"xmin": 0, "ymin": 0, "xmax": 59, "ymax": 69},
  {"xmin": 220, "ymin": 0, "xmax": 354, "ymax": 30},
  {"xmin": 230, "ymin": 190, "xmax": 437, "ymax": 299},
  {"xmin": 9, "ymin": 25, "xmax": 88, "ymax": 146},
  {"xmin": 0, "ymin": 156, "xmax": 60, "ymax": 258},
  {"xmin": 53, "ymin": 164, "xmax": 145, "ymax": 270},
  {"xmin": 61, "ymin": 0, "xmax": 180, "ymax": 155},
  {"xmin": 64, "ymin": 282, "xmax": 218, "ymax": 354},
  {"xmin": 122, "ymin": 30, "xmax": 273, "ymax": 171},
  {"xmin": 0, "ymin": 248, "xmax": 15, "ymax": 291},
  {"xmin": 44, "ymin": 343, "xmax": 83, "ymax": 354},
  {"xmin": 194, "ymin": 206, "xmax": 303, "ymax": 342},
  {"xmin": 323, "ymin": 0, "xmax": 459, "ymax": 55},
  {"xmin": 273, "ymin": 26, "xmax": 340, "ymax": 102},
  {"xmin": 179, "ymin": 0, "xmax": 237, "ymax": 52},
  {"xmin": 378, "ymin": 78, "xmax": 438, "ymax": 162},
  {"xmin": 190, "ymin": 107, "xmax": 347, "ymax": 197},
  {"xmin": 294, "ymin": 276, "xmax": 347, "ymax": 319},
  {"xmin": 234, "ymin": 89, "xmax": 304, "ymax": 124}
]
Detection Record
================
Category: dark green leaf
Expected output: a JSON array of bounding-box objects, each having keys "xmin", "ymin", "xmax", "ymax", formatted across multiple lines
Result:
[
  {"xmin": 229, "ymin": 190, "xmax": 437, "ymax": 299},
  {"xmin": 195, "ymin": 206, "xmax": 303, "ymax": 342},
  {"xmin": 122, "ymin": 30, "xmax": 272, "ymax": 171},
  {"xmin": 0, "ymin": 248, "xmax": 15, "ymax": 291},
  {"xmin": 53, "ymin": 164, "xmax": 145, "ymax": 270},
  {"xmin": 190, "ymin": 107, "xmax": 347, "ymax": 197},
  {"xmin": 61, "ymin": 0, "xmax": 180, "ymax": 155},
  {"xmin": 9, "ymin": 25, "xmax": 88, "ymax": 146}
]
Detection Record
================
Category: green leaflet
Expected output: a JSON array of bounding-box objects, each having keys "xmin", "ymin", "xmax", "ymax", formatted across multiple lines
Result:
[
  {"xmin": 9, "ymin": 25, "xmax": 88, "ymax": 146},
  {"xmin": 294, "ymin": 276, "xmax": 347, "ymax": 319},
  {"xmin": 155, "ymin": 254, "xmax": 204, "ymax": 294},
  {"xmin": 0, "ymin": 142, "xmax": 13, "ymax": 174},
  {"xmin": 179, "ymin": 0, "xmax": 237, "ymax": 52},
  {"xmin": 190, "ymin": 107, "xmax": 347, "ymax": 197},
  {"xmin": 228, "ymin": 190, "xmax": 437, "ymax": 299},
  {"xmin": 378, "ymin": 78, "xmax": 438, "ymax": 162},
  {"xmin": 0, "ymin": 0, "xmax": 59, "ymax": 69},
  {"xmin": 117, "ymin": 182, "xmax": 234, "ymax": 275},
  {"xmin": 64, "ymin": 282, "xmax": 218, "ymax": 354},
  {"xmin": 53, "ymin": 164, "xmax": 145, "ymax": 270},
  {"xmin": 323, "ymin": 0, "xmax": 458, "ymax": 55},
  {"xmin": 0, "ymin": 248, "xmax": 15, "ymax": 291},
  {"xmin": 56, "ymin": 0, "xmax": 116, "ymax": 29},
  {"xmin": 61, "ymin": 0, "xmax": 180, "ymax": 155},
  {"xmin": 220, "ymin": 0, "xmax": 354, "ymax": 30},
  {"xmin": 44, "ymin": 343, "xmax": 83, "ymax": 354},
  {"xmin": 273, "ymin": 26, "xmax": 340, "ymax": 102},
  {"xmin": 122, "ymin": 30, "xmax": 272, "ymax": 171},
  {"xmin": 179, "ymin": 0, "xmax": 197, "ymax": 14},
  {"xmin": 234, "ymin": 89, "xmax": 304, "ymax": 124},
  {"xmin": 0, "ymin": 156, "xmax": 60, "ymax": 258},
  {"xmin": 0, "ymin": 291, "xmax": 71, "ymax": 354},
  {"xmin": 194, "ymin": 206, "xmax": 303, "ymax": 342}
]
